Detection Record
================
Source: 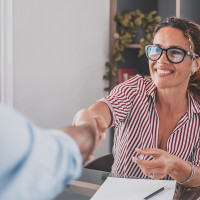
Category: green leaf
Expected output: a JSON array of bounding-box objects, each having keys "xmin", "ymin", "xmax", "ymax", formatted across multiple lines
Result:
[{"xmin": 134, "ymin": 18, "xmax": 142, "ymax": 26}]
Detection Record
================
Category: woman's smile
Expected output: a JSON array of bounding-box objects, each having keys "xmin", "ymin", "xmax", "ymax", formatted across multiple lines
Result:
[{"xmin": 155, "ymin": 68, "xmax": 175, "ymax": 76}]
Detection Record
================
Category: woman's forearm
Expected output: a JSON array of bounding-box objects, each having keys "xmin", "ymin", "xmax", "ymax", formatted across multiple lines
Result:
[
  {"xmin": 89, "ymin": 102, "xmax": 112, "ymax": 129},
  {"xmin": 169, "ymin": 156, "xmax": 200, "ymax": 187}
]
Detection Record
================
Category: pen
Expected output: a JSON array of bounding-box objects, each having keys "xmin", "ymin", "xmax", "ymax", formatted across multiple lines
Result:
[{"xmin": 143, "ymin": 186, "xmax": 167, "ymax": 200}]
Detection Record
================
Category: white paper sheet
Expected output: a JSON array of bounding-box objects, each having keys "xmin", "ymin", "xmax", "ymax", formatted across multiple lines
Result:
[{"xmin": 91, "ymin": 177, "xmax": 176, "ymax": 200}]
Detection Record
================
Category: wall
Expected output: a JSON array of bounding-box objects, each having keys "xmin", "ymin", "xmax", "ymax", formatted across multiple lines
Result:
[
  {"xmin": 157, "ymin": 0, "xmax": 176, "ymax": 19},
  {"xmin": 158, "ymin": 0, "xmax": 200, "ymax": 23},
  {"xmin": 13, "ymin": 0, "xmax": 110, "ymax": 158},
  {"xmin": 181, "ymin": 0, "xmax": 200, "ymax": 23},
  {"xmin": 117, "ymin": 0, "xmax": 158, "ymax": 13}
]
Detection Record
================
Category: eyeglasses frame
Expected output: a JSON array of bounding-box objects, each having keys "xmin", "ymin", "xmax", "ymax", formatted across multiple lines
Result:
[{"xmin": 145, "ymin": 44, "xmax": 199, "ymax": 64}]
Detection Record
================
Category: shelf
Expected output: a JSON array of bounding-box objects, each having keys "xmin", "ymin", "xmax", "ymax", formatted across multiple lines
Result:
[{"xmin": 126, "ymin": 44, "xmax": 140, "ymax": 48}]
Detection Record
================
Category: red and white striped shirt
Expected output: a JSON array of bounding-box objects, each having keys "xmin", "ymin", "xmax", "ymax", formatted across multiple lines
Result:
[{"xmin": 99, "ymin": 75, "xmax": 200, "ymax": 180}]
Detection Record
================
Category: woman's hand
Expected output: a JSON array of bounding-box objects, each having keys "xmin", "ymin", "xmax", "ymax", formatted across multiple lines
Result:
[
  {"xmin": 73, "ymin": 109, "xmax": 106, "ymax": 160},
  {"xmin": 132, "ymin": 148, "xmax": 176, "ymax": 180}
]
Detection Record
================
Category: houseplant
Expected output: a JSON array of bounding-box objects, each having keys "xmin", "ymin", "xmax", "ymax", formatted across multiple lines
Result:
[{"xmin": 104, "ymin": 9, "xmax": 161, "ymax": 91}]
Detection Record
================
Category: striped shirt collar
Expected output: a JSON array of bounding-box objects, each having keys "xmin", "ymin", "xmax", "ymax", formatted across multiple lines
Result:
[
  {"xmin": 188, "ymin": 93, "xmax": 200, "ymax": 118},
  {"xmin": 145, "ymin": 78, "xmax": 200, "ymax": 118}
]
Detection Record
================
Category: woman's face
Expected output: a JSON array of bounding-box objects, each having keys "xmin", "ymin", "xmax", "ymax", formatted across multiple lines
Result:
[{"xmin": 149, "ymin": 27, "xmax": 194, "ymax": 91}]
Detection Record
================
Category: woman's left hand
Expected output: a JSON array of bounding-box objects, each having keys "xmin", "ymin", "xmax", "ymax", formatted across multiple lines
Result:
[{"xmin": 132, "ymin": 148, "xmax": 176, "ymax": 179}]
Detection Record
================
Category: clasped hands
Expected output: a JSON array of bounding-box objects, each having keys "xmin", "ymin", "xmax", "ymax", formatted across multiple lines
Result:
[
  {"xmin": 132, "ymin": 148, "xmax": 176, "ymax": 180},
  {"xmin": 73, "ymin": 109, "xmax": 107, "ymax": 161}
]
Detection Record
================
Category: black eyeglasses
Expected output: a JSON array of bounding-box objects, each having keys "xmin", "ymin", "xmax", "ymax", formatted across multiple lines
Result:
[{"xmin": 145, "ymin": 45, "xmax": 199, "ymax": 64}]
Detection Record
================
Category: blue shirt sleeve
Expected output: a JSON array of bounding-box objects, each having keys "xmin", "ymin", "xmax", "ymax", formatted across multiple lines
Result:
[{"xmin": 0, "ymin": 105, "xmax": 82, "ymax": 200}]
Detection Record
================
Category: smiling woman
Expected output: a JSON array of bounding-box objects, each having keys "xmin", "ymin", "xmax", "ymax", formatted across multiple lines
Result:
[{"xmin": 73, "ymin": 16, "xmax": 200, "ymax": 188}]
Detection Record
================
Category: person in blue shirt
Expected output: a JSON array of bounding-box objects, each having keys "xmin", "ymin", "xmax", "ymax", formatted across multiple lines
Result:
[{"xmin": 0, "ymin": 105, "xmax": 100, "ymax": 200}]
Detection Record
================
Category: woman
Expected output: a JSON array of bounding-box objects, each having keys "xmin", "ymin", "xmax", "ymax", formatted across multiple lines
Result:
[{"xmin": 73, "ymin": 17, "xmax": 200, "ymax": 187}]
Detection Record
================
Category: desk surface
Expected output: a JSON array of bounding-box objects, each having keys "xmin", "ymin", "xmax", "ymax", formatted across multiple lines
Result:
[{"xmin": 55, "ymin": 168, "xmax": 200, "ymax": 200}]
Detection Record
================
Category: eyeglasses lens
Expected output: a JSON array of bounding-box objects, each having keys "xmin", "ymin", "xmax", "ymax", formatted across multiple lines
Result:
[
  {"xmin": 167, "ymin": 49, "xmax": 184, "ymax": 63},
  {"xmin": 147, "ymin": 46, "xmax": 161, "ymax": 60}
]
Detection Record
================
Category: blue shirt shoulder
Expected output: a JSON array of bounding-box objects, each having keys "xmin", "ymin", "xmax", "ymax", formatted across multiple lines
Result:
[{"xmin": 0, "ymin": 105, "xmax": 82, "ymax": 200}]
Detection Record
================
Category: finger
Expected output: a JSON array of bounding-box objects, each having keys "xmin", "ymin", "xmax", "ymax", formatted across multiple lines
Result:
[
  {"xmin": 72, "ymin": 114, "xmax": 77, "ymax": 126},
  {"xmin": 88, "ymin": 155, "xmax": 94, "ymax": 161},
  {"xmin": 133, "ymin": 156, "xmax": 162, "ymax": 169},
  {"xmin": 94, "ymin": 116, "xmax": 107, "ymax": 140},
  {"xmin": 100, "ymin": 132, "xmax": 106, "ymax": 140},
  {"xmin": 146, "ymin": 171, "xmax": 166, "ymax": 180},
  {"xmin": 73, "ymin": 109, "xmax": 88, "ymax": 126},
  {"xmin": 132, "ymin": 160, "xmax": 166, "ymax": 178},
  {"xmin": 144, "ymin": 171, "xmax": 166, "ymax": 180},
  {"xmin": 136, "ymin": 148, "xmax": 162, "ymax": 157}
]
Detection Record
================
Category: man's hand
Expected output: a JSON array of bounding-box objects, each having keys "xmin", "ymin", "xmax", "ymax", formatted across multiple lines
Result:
[
  {"xmin": 72, "ymin": 109, "xmax": 104, "ymax": 162},
  {"xmin": 61, "ymin": 109, "xmax": 100, "ymax": 164},
  {"xmin": 72, "ymin": 103, "xmax": 111, "ymax": 163}
]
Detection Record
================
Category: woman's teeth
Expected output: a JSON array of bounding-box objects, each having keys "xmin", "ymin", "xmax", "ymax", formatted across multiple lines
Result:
[{"xmin": 156, "ymin": 69, "xmax": 173, "ymax": 74}]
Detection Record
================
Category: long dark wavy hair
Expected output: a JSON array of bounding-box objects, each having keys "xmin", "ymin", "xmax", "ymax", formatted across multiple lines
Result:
[{"xmin": 153, "ymin": 16, "xmax": 200, "ymax": 103}]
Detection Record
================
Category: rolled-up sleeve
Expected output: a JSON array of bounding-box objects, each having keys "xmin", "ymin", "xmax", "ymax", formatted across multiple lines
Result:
[
  {"xmin": 98, "ymin": 76, "xmax": 139, "ymax": 127},
  {"xmin": 0, "ymin": 105, "xmax": 82, "ymax": 200}
]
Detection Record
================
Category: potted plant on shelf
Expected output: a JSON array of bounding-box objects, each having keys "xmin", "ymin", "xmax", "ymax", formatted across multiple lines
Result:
[{"xmin": 104, "ymin": 9, "xmax": 161, "ymax": 91}]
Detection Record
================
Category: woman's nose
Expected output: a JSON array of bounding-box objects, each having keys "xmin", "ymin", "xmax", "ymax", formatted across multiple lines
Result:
[{"xmin": 157, "ymin": 50, "xmax": 170, "ymax": 64}]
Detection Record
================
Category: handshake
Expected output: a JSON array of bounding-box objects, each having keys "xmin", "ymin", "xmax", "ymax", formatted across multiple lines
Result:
[{"xmin": 63, "ymin": 109, "xmax": 107, "ymax": 164}]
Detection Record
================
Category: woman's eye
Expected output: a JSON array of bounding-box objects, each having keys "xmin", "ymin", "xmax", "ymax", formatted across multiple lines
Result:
[{"xmin": 170, "ymin": 49, "xmax": 182, "ymax": 55}]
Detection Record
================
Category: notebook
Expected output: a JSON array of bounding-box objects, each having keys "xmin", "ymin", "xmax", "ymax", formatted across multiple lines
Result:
[{"xmin": 91, "ymin": 177, "xmax": 176, "ymax": 200}]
